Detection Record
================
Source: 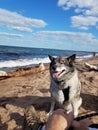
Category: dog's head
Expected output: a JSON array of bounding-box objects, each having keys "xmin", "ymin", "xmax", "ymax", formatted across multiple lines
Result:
[{"xmin": 48, "ymin": 54, "xmax": 76, "ymax": 81}]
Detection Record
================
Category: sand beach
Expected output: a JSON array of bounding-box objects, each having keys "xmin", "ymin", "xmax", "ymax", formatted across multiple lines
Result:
[{"xmin": 0, "ymin": 56, "xmax": 98, "ymax": 130}]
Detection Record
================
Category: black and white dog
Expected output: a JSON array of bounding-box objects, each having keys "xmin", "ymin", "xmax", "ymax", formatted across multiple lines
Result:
[{"xmin": 48, "ymin": 54, "xmax": 82, "ymax": 117}]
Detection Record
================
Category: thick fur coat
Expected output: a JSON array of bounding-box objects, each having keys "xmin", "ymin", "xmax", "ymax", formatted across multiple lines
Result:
[{"xmin": 49, "ymin": 54, "xmax": 82, "ymax": 117}]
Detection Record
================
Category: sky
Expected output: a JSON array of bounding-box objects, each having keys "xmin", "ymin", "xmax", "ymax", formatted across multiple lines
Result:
[{"xmin": 0, "ymin": 0, "xmax": 98, "ymax": 52}]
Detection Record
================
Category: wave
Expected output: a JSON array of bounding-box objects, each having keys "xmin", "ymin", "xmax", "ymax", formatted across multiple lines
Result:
[
  {"xmin": 0, "ymin": 57, "xmax": 50, "ymax": 68},
  {"xmin": 0, "ymin": 54, "xmax": 94, "ymax": 69},
  {"xmin": 77, "ymin": 54, "xmax": 93, "ymax": 59}
]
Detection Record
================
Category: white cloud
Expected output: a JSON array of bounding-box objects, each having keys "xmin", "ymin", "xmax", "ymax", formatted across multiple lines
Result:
[
  {"xmin": 11, "ymin": 26, "xmax": 33, "ymax": 32},
  {"xmin": 0, "ymin": 8, "xmax": 47, "ymax": 32},
  {"xmin": 0, "ymin": 30, "xmax": 98, "ymax": 51},
  {"xmin": 0, "ymin": 32, "xmax": 23, "ymax": 38},
  {"xmin": 57, "ymin": 0, "xmax": 68, "ymax": 6},
  {"xmin": 71, "ymin": 15, "xmax": 98, "ymax": 29},
  {"xmin": 30, "ymin": 30, "xmax": 98, "ymax": 51},
  {"xmin": 57, "ymin": 0, "xmax": 97, "ymax": 11},
  {"xmin": 57, "ymin": 0, "xmax": 98, "ymax": 29},
  {"xmin": 35, "ymin": 30, "xmax": 98, "ymax": 45}
]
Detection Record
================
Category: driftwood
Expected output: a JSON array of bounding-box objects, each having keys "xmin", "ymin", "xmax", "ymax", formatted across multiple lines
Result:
[
  {"xmin": 0, "ymin": 63, "xmax": 48, "ymax": 80},
  {"xmin": 85, "ymin": 62, "xmax": 98, "ymax": 71}
]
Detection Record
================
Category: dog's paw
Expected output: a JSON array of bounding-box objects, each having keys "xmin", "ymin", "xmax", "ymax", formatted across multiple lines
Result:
[
  {"xmin": 74, "ymin": 112, "xmax": 78, "ymax": 118},
  {"xmin": 74, "ymin": 114, "xmax": 78, "ymax": 118}
]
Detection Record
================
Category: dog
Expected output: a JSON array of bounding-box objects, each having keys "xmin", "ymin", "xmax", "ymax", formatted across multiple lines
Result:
[{"xmin": 48, "ymin": 54, "xmax": 82, "ymax": 117}]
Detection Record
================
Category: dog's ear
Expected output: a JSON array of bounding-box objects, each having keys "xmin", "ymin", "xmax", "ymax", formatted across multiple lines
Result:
[
  {"xmin": 48, "ymin": 55, "xmax": 55, "ymax": 62},
  {"xmin": 67, "ymin": 54, "xmax": 76, "ymax": 64}
]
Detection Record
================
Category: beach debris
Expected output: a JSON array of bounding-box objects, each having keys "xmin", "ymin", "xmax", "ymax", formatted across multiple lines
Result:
[
  {"xmin": 0, "ymin": 64, "xmax": 48, "ymax": 79},
  {"xmin": 38, "ymin": 63, "xmax": 45, "ymax": 71},
  {"xmin": 85, "ymin": 62, "xmax": 98, "ymax": 71},
  {"xmin": 0, "ymin": 71, "xmax": 8, "ymax": 76},
  {"xmin": 24, "ymin": 105, "xmax": 47, "ymax": 130}
]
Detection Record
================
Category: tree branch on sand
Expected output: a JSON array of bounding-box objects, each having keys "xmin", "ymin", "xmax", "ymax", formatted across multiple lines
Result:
[{"xmin": 85, "ymin": 62, "xmax": 98, "ymax": 71}]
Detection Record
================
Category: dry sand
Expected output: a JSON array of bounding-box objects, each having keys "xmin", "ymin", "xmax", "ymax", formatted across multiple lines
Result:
[{"xmin": 0, "ymin": 57, "xmax": 98, "ymax": 130}]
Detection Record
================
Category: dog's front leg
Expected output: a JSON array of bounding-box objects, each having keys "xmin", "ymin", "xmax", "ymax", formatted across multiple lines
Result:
[
  {"xmin": 71, "ymin": 97, "xmax": 82, "ymax": 118},
  {"xmin": 47, "ymin": 98, "xmax": 55, "ymax": 117},
  {"xmin": 63, "ymin": 101, "xmax": 73, "ymax": 114}
]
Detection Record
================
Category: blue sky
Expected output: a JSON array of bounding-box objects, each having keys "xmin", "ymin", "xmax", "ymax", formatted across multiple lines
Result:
[{"xmin": 0, "ymin": 0, "xmax": 98, "ymax": 52}]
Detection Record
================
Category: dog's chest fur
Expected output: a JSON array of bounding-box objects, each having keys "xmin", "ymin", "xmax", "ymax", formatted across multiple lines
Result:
[{"xmin": 50, "ymin": 70, "xmax": 80, "ymax": 104}]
